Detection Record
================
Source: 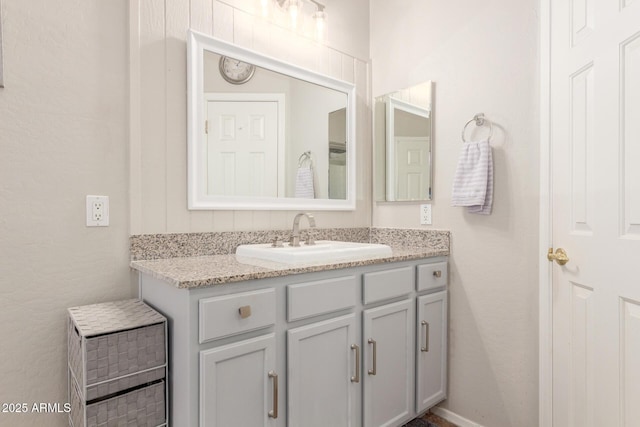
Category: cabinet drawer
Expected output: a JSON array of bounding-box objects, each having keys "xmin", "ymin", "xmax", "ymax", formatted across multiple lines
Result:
[
  {"xmin": 199, "ymin": 288, "xmax": 275, "ymax": 343},
  {"xmin": 416, "ymin": 262, "xmax": 448, "ymax": 292},
  {"xmin": 363, "ymin": 266, "xmax": 413, "ymax": 304},
  {"xmin": 287, "ymin": 276, "xmax": 357, "ymax": 321}
]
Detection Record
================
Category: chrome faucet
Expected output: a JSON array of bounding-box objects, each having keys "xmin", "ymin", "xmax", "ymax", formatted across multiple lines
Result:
[{"xmin": 290, "ymin": 213, "xmax": 316, "ymax": 247}]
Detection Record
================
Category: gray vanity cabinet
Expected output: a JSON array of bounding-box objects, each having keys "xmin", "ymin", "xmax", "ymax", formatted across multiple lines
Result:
[
  {"xmin": 287, "ymin": 314, "xmax": 359, "ymax": 427},
  {"xmin": 137, "ymin": 256, "xmax": 448, "ymax": 427},
  {"xmin": 416, "ymin": 291, "xmax": 448, "ymax": 412},
  {"xmin": 200, "ymin": 334, "xmax": 277, "ymax": 427},
  {"xmin": 363, "ymin": 299, "xmax": 414, "ymax": 427}
]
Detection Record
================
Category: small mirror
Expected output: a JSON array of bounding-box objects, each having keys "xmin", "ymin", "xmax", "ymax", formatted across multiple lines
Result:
[
  {"xmin": 374, "ymin": 81, "xmax": 433, "ymax": 202},
  {"xmin": 188, "ymin": 30, "xmax": 356, "ymax": 210}
]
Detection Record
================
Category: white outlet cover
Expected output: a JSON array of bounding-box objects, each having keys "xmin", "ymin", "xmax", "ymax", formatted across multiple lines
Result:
[
  {"xmin": 420, "ymin": 204, "xmax": 432, "ymax": 225},
  {"xmin": 86, "ymin": 195, "xmax": 109, "ymax": 227}
]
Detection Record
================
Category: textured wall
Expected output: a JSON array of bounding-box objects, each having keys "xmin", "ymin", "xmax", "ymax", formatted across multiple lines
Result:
[
  {"xmin": 130, "ymin": 0, "xmax": 372, "ymax": 235},
  {"xmin": 0, "ymin": 1, "xmax": 132, "ymax": 426},
  {"xmin": 370, "ymin": 1, "xmax": 540, "ymax": 426}
]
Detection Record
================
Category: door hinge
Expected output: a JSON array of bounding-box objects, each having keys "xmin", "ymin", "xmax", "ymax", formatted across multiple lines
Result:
[{"xmin": 205, "ymin": 120, "xmax": 208, "ymax": 134}]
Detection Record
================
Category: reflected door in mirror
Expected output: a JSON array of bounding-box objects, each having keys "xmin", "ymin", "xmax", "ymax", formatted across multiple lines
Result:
[
  {"xmin": 206, "ymin": 98, "xmax": 282, "ymax": 197},
  {"xmin": 395, "ymin": 137, "xmax": 430, "ymax": 200}
]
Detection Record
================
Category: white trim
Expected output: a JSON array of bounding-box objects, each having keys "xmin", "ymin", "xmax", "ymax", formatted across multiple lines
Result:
[
  {"xmin": 129, "ymin": 0, "xmax": 142, "ymax": 234},
  {"xmin": 187, "ymin": 29, "xmax": 357, "ymax": 211},
  {"xmin": 538, "ymin": 0, "xmax": 553, "ymax": 425},
  {"xmin": 430, "ymin": 407, "xmax": 485, "ymax": 427},
  {"xmin": 0, "ymin": 0, "xmax": 4, "ymax": 88}
]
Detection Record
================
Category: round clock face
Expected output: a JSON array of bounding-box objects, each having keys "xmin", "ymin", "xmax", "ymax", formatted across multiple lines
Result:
[{"xmin": 219, "ymin": 56, "xmax": 256, "ymax": 84}]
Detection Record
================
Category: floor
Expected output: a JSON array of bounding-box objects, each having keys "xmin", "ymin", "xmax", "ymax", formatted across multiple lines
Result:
[{"xmin": 421, "ymin": 411, "xmax": 458, "ymax": 427}]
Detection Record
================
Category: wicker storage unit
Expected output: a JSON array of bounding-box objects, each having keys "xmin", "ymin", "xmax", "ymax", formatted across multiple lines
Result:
[{"xmin": 68, "ymin": 299, "xmax": 167, "ymax": 427}]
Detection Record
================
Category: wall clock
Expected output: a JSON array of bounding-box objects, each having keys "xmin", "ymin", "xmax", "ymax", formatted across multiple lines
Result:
[{"xmin": 218, "ymin": 56, "xmax": 256, "ymax": 84}]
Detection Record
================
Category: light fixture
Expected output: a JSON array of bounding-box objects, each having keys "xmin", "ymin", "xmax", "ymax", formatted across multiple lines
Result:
[
  {"xmin": 287, "ymin": 0, "xmax": 302, "ymax": 29},
  {"xmin": 260, "ymin": 0, "xmax": 270, "ymax": 17},
  {"xmin": 269, "ymin": 0, "xmax": 327, "ymax": 40},
  {"xmin": 310, "ymin": 0, "xmax": 326, "ymax": 40}
]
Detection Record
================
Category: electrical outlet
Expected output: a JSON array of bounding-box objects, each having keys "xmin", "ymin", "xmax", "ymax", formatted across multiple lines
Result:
[
  {"xmin": 86, "ymin": 195, "xmax": 109, "ymax": 227},
  {"xmin": 420, "ymin": 204, "xmax": 432, "ymax": 225}
]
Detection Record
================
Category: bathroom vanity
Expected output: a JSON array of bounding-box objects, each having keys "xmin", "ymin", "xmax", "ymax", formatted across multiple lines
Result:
[{"xmin": 132, "ymin": 245, "xmax": 448, "ymax": 427}]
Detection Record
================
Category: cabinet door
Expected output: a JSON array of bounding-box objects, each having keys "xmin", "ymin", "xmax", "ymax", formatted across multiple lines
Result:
[
  {"xmin": 416, "ymin": 291, "xmax": 448, "ymax": 412},
  {"xmin": 288, "ymin": 314, "xmax": 359, "ymax": 427},
  {"xmin": 363, "ymin": 299, "xmax": 414, "ymax": 427},
  {"xmin": 200, "ymin": 334, "xmax": 277, "ymax": 427}
]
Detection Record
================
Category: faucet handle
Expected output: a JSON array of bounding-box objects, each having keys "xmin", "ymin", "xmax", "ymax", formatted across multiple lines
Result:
[
  {"xmin": 271, "ymin": 238, "xmax": 284, "ymax": 248},
  {"xmin": 304, "ymin": 235, "xmax": 315, "ymax": 246}
]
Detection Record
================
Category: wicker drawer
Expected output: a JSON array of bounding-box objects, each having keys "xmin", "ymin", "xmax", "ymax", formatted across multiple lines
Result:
[
  {"xmin": 70, "ymin": 375, "xmax": 166, "ymax": 427},
  {"xmin": 68, "ymin": 300, "xmax": 167, "ymax": 402}
]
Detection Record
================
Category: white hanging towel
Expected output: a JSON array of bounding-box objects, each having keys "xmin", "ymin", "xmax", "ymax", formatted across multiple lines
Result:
[
  {"xmin": 295, "ymin": 166, "xmax": 315, "ymax": 198},
  {"xmin": 451, "ymin": 140, "xmax": 493, "ymax": 215}
]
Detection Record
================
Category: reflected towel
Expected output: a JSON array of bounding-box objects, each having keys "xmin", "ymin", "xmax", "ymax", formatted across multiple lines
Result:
[
  {"xmin": 295, "ymin": 166, "xmax": 315, "ymax": 198},
  {"xmin": 451, "ymin": 140, "xmax": 493, "ymax": 215}
]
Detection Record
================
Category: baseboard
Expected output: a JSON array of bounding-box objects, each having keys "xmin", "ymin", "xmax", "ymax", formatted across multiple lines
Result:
[{"xmin": 431, "ymin": 406, "xmax": 485, "ymax": 427}]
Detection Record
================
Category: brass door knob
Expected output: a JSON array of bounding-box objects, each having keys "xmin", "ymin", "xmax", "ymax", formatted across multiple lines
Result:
[{"xmin": 547, "ymin": 248, "xmax": 569, "ymax": 266}]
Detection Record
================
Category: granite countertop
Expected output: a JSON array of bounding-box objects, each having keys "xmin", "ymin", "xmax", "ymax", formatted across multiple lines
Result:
[{"xmin": 130, "ymin": 246, "xmax": 449, "ymax": 289}]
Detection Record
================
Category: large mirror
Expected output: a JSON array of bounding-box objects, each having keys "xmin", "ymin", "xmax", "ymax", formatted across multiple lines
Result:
[
  {"xmin": 187, "ymin": 30, "xmax": 356, "ymax": 210},
  {"xmin": 374, "ymin": 81, "xmax": 433, "ymax": 202}
]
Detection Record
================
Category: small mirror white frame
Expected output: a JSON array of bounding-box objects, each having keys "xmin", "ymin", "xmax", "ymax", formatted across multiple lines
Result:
[
  {"xmin": 385, "ymin": 96, "xmax": 432, "ymax": 201},
  {"xmin": 187, "ymin": 29, "xmax": 356, "ymax": 210}
]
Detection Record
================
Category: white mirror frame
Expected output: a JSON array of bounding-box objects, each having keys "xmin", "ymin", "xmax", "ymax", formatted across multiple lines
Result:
[{"xmin": 187, "ymin": 29, "xmax": 356, "ymax": 210}]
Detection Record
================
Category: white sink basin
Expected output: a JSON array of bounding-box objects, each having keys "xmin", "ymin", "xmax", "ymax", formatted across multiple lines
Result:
[{"xmin": 236, "ymin": 240, "xmax": 393, "ymax": 265}]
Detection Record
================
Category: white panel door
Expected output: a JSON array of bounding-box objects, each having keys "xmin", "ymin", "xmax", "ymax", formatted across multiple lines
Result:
[
  {"xmin": 395, "ymin": 137, "xmax": 430, "ymax": 200},
  {"xmin": 287, "ymin": 314, "xmax": 359, "ymax": 427},
  {"xmin": 550, "ymin": 1, "xmax": 640, "ymax": 425},
  {"xmin": 363, "ymin": 299, "xmax": 414, "ymax": 427},
  {"xmin": 206, "ymin": 100, "xmax": 279, "ymax": 197},
  {"xmin": 200, "ymin": 334, "xmax": 277, "ymax": 427},
  {"xmin": 416, "ymin": 291, "xmax": 448, "ymax": 413}
]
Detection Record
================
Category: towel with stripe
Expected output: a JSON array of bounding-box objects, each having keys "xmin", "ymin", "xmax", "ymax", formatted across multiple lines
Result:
[
  {"xmin": 451, "ymin": 140, "xmax": 493, "ymax": 215},
  {"xmin": 295, "ymin": 166, "xmax": 315, "ymax": 198}
]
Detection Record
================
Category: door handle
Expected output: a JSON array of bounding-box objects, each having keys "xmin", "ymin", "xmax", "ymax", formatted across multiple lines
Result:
[
  {"xmin": 268, "ymin": 371, "xmax": 278, "ymax": 418},
  {"xmin": 350, "ymin": 344, "xmax": 360, "ymax": 383},
  {"xmin": 367, "ymin": 338, "xmax": 377, "ymax": 375},
  {"xmin": 547, "ymin": 248, "xmax": 569, "ymax": 266}
]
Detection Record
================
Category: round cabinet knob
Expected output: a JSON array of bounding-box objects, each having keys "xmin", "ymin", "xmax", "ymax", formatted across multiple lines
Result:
[{"xmin": 433, "ymin": 270, "xmax": 442, "ymax": 278}]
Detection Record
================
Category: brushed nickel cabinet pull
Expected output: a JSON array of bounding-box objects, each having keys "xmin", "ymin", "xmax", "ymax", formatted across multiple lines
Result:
[
  {"xmin": 368, "ymin": 338, "xmax": 377, "ymax": 375},
  {"xmin": 268, "ymin": 371, "xmax": 278, "ymax": 418},
  {"xmin": 350, "ymin": 344, "xmax": 360, "ymax": 383},
  {"xmin": 238, "ymin": 305, "xmax": 252, "ymax": 319},
  {"xmin": 433, "ymin": 270, "xmax": 442, "ymax": 278},
  {"xmin": 421, "ymin": 320, "xmax": 430, "ymax": 352}
]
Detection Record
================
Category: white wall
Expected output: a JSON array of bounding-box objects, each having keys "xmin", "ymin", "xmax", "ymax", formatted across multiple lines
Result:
[
  {"xmin": 0, "ymin": 1, "xmax": 132, "ymax": 426},
  {"xmin": 371, "ymin": 1, "xmax": 540, "ymax": 426},
  {"xmin": 131, "ymin": 0, "xmax": 371, "ymax": 234}
]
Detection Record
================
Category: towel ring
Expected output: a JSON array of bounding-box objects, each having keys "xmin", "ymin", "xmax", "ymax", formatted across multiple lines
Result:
[
  {"xmin": 298, "ymin": 151, "xmax": 313, "ymax": 167},
  {"xmin": 461, "ymin": 113, "xmax": 493, "ymax": 143}
]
